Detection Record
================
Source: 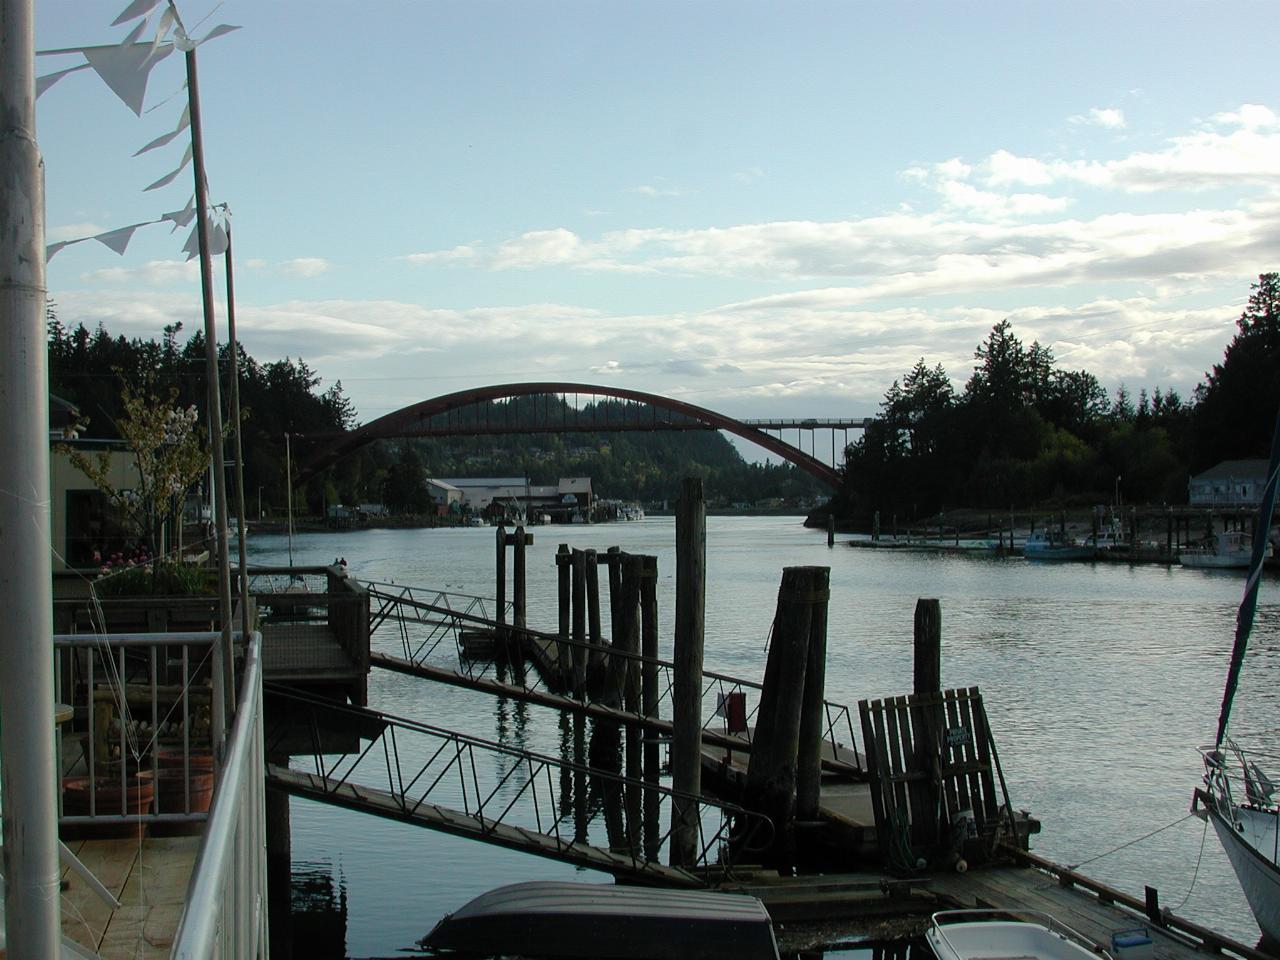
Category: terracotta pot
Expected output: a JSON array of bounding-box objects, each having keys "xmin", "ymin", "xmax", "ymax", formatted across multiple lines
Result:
[
  {"xmin": 61, "ymin": 774, "xmax": 155, "ymax": 840},
  {"xmin": 155, "ymin": 746, "xmax": 215, "ymax": 773},
  {"xmin": 149, "ymin": 766, "xmax": 215, "ymax": 836}
]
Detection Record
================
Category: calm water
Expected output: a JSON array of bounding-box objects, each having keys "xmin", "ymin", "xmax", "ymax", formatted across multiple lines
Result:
[{"xmin": 249, "ymin": 516, "xmax": 1277, "ymax": 957}]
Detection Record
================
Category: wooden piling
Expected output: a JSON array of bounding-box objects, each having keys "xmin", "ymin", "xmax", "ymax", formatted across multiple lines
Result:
[
  {"xmin": 585, "ymin": 548, "xmax": 602, "ymax": 649},
  {"xmin": 914, "ymin": 599, "xmax": 942, "ymax": 696},
  {"xmin": 607, "ymin": 545, "xmax": 623, "ymax": 644},
  {"xmin": 495, "ymin": 523, "xmax": 507, "ymax": 627},
  {"xmin": 796, "ymin": 566, "xmax": 831, "ymax": 821},
  {"xmin": 556, "ymin": 543, "xmax": 571, "ymax": 684},
  {"xmin": 827, "ymin": 514, "xmax": 835, "ymax": 547},
  {"xmin": 513, "ymin": 525, "xmax": 528, "ymax": 630},
  {"xmin": 623, "ymin": 554, "xmax": 645, "ymax": 850},
  {"xmin": 641, "ymin": 555, "xmax": 661, "ymax": 858},
  {"xmin": 746, "ymin": 566, "xmax": 820, "ymax": 865},
  {"xmin": 571, "ymin": 548, "xmax": 587, "ymax": 697},
  {"xmin": 670, "ymin": 477, "xmax": 706, "ymax": 868}
]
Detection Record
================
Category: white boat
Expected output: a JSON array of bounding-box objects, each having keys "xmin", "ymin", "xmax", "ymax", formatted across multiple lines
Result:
[
  {"xmin": 926, "ymin": 910, "xmax": 1109, "ymax": 960},
  {"xmin": 1191, "ymin": 415, "xmax": 1280, "ymax": 944},
  {"xmin": 1022, "ymin": 528, "xmax": 1095, "ymax": 562},
  {"xmin": 1179, "ymin": 529, "xmax": 1269, "ymax": 569}
]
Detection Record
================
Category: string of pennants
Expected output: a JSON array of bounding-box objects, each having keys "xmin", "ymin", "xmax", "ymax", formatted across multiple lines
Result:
[{"xmin": 36, "ymin": 0, "xmax": 239, "ymax": 262}]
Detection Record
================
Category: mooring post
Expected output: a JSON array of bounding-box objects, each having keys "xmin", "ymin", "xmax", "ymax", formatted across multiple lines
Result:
[
  {"xmin": 796, "ymin": 566, "xmax": 831, "ymax": 821},
  {"xmin": 606, "ymin": 545, "xmax": 623, "ymax": 642},
  {"xmin": 571, "ymin": 548, "xmax": 587, "ymax": 697},
  {"xmin": 746, "ymin": 566, "xmax": 819, "ymax": 866},
  {"xmin": 827, "ymin": 513, "xmax": 835, "ymax": 547},
  {"xmin": 914, "ymin": 598, "xmax": 942, "ymax": 696},
  {"xmin": 495, "ymin": 522, "xmax": 507, "ymax": 629},
  {"xmin": 513, "ymin": 525, "xmax": 528, "ymax": 631},
  {"xmin": 622, "ymin": 554, "xmax": 645, "ymax": 849},
  {"xmin": 585, "ymin": 547, "xmax": 602, "ymax": 648},
  {"xmin": 556, "ymin": 543, "xmax": 571, "ymax": 685},
  {"xmin": 670, "ymin": 477, "xmax": 707, "ymax": 867},
  {"xmin": 641, "ymin": 554, "xmax": 661, "ymax": 857},
  {"xmin": 266, "ymin": 770, "xmax": 293, "ymax": 957}
]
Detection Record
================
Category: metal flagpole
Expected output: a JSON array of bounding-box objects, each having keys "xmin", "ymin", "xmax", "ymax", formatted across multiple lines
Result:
[
  {"xmin": 183, "ymin": 42, "xmax": 237, "ymax": 754},
  {"xmin": 223, "ymin": 223, "xmax": 251, "ymax": 643},
  {"xmin": 0, "ymin": 0, "xmax": 62, "ymax": 951}
]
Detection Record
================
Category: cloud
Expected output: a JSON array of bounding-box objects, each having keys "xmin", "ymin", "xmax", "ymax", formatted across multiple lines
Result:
[
  {"xmin": 626, "ymin": 180, "xmax": 683, "ymax": 198},
  {"xmin": 732, "ymin": 166, "xmax": 765, "ymax": 184},
  {"xmin": 279, "ymin": 257, "xmax": 332, "ymax": 278},
  {"xmin": 1071, "ymin": 107, "xmax": 1126, "ymax": 129},
  {"xmin": 48, "ymin": 222, "xmax": 107, "ymax": 243},
  {"xmin": 400, "ymin": 244, "xmax": 477, "ymax": 265},
  {"xmin": 82, "ymin": 259, "xmax": 200, "ymax": 286}
]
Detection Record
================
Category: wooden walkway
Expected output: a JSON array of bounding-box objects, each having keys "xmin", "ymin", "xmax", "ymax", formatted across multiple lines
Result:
[
  {"xmin": 260, "ymin": 621, "xmax": 359, "ymax": 683},
  {"xmin": 60, "ymin": 834, "xmax": 200, "ymax": 959}
]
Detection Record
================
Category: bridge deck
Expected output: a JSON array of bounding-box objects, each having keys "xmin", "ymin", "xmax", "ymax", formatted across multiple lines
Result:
[
  {"xmin": 260, "ymin": 621, "xmax": 360, "ymax": 683},
  {"xmin": 267, "ymin": 764, "xmax": 705, "ymax": 888}
]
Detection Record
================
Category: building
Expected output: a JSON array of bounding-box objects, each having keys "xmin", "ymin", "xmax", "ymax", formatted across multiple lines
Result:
[
  {"xmin": 436, "ymin": 476, "xmax": 594, "ymax": 522},
  {"xmin": 51, "ymin": 440, "xmax": 140, "ymax": 569},
  {"xmin": 1187, "ymin": 459, "xmax": 1271, "ymax": 507}
]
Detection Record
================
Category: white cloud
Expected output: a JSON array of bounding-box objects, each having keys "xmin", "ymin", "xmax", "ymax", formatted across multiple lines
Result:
[
  {"xmin": 279, "ymin": 257, "xmax": 332, "ymax": 278},
  {"xmin": 732, "ymin": 166, "xmax": 765, "ymax": 184},
  {"xmin": 1211, "ymin": 104, "xmax": 1279, "ymax": 131},
  {"xmin": 626, "ymin": 180, "xmax": 683, "ymax": 198},
  {"xmin": 48, "ymin": 222, "xmax": 106, "ymax": 243},
  {"xmin": 82, "ymin": 259, "xmax": 199, "ymax": 286},
  {"xmin": 400, "ymin": 244, "xmax": 478, "ymax": 265},
  {"xmin": 1071, "ymin": 107, "xmax": 1126, "ymax": 129}
]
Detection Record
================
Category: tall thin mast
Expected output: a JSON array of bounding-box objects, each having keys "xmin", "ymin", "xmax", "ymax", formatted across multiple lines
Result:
[
  {"xmin": 224, "ymin": 225, "xmax": 250, "ymax": 641},
  {"xmin": 0, "ymin": 0, "xmax": 62, "ymax": 952}
]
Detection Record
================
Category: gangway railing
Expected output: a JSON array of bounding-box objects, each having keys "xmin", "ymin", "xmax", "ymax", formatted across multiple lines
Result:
[
  {"xmin": 360, "ymin": 581, "xmax": 861, "ymax": 773},
  {"xmin": 263, "ymin": 684, "xmax": 773, "ymax": 886}
]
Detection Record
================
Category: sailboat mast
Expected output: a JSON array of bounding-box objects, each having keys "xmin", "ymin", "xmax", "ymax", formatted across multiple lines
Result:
[
  {"xmin": 0, "ymin": 0, "xmax": 62, "ymax": 951},
  {"xmin": 1215, "ymin": 404, "xmax": 1280, "ymax": 747}
]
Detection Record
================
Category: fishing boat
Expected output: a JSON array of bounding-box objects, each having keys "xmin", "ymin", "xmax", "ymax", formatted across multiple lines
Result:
[
  {"xmin": 421, "ymin": 881, "xmax": 781, "ymax": 959},
  {"xmin": 1179, "ymin": 530, "xmax": 1268, "ymax": 569},
  {"xmin": 1022, "ymin": 528, "xmax": 1095, "ymax": 562},
  {"xmin": 925, "ymin": 910, "xmax": 1110, "ymax": 960},
  {"xmin": 1191, "ymin": 409, "xmax": 1280, "ymax": 945}
]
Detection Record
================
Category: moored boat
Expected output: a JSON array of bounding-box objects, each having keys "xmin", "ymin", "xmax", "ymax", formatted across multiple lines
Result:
[
  {"xmin": 1179, "ymin": 530, "xmax": 1268, "ymax": 569},
  {"xmin": 926, "ymin": 910, "xmax": 1110, "ymax": 960},
  {"xmin": 1022, "ymin": 528, "xmax": 1095, "ymax": 562}
]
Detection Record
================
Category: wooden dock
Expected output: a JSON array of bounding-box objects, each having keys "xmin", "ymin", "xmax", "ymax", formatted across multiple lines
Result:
[{"xmin": 60, "ymin": 835, "xmax": 200, "ymax": 959}]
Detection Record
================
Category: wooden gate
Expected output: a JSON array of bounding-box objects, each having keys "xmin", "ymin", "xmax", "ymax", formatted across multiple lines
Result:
[{"xmin": 858, "ymin": 686, "xmax": 1010, "ymax": 871}]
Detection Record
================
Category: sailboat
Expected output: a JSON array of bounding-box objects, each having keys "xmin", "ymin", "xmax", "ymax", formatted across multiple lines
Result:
[{"xmin": 1191, "ymin": 408, "xmax": 1280, "ymax": 946}]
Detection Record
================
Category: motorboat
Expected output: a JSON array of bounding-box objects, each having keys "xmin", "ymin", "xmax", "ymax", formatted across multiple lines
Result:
[
  {"xmin": 1179, "ymin": 530, "xmax": 1268, "ymax": 569},
  {"xmin": 421, "ymin": 880, "xmax": 780, "ymax": 960},
  {"xmin": 1022, "ymin": 528, "xmax": 1095, "ymax": 562},
  {"xmin": 926, "ymin": 909, "xmax": 1111, "ymax": 960}
]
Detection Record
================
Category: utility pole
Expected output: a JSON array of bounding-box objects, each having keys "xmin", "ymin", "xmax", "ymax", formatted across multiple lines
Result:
[{"xmin": 0, "ymin": 0, "xmax": 62, "ymax": 952}]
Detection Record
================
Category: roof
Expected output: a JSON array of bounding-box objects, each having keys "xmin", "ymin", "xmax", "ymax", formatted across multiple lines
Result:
[
  {"xmin": 425, "ymin": 478, "xmax": 461, "ymax": 492},
  {"xmin": 1191, "ymin": 459, "xmax": 1270, "ymax": 482},
  {"xmin": 558, "ymin": 477, "xmax": 592, "ymax": 494},
  {"xmin": 439, "ymin": 477, "xmax": 528, "ymax": 488}
]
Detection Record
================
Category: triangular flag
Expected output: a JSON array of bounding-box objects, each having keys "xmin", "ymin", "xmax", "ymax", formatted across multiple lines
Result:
[
  {"xmin": 122, "ymin": 18, "xmax": 148, "ymax": 45},
  {"xmin": 208, "ymin": 221, "xmax": 229, "ymax": 257},
  {"xmin": 82, "ymin": 41, "xmax": 172, "ymax": 116},
  {"xmin": 174, "ymin": 23, "xmax": 241, "ymax": 52},
  {"xmin": 93, "ymin": 223, "xmax": 146, "ymax": 256},
  {"xmin": 143, "ymin": 143, "xmax": 192, "ymax": 191},
  {"xmin": 182, "ymin": 223, "xmax": 200, "ymax": 260},
  {"xmin": 151, "ymin": 8, "xmax": 176, "ymax": 55},
  {"xmin": 46, "ymin": 238, "xmax": 88, "ymax": 261},
  {"xmin": 133, "ymin": 105, "xmax": 189, "ymax": 155},
  {"xmin": 162, "ymin": 198, "xmax": 196, "ymax": 228},
  {"xmin": 200, "ymin": 24, "xmax": 242, "ymax": 45},
  {"xmin": 36, "ymin": 63, "xmax": 91, "ymax": 98},
  {"xmin": 111, "ymin": 0, "xmax": 163, "ymax": 27}
]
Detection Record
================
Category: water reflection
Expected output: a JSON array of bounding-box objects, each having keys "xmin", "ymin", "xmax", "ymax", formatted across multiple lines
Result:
[{"xmin": 289, "ymin": 860, "xmax": 348, "ymax": 959}]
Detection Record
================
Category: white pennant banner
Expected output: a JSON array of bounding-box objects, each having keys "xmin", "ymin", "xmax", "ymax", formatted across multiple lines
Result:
[
  {"xmin": 133, "ymin": 105, "xmax": 189, "ymax": 155},
  {"xmin": 93, "ymin": 222, "xmax": 149, "ymax": 255},
  {"xmin": 82, "ymin": 41, "xmax": 173, "ymax": 116},
  {"xmin": 163, "ymin": 198, "xmax": 197, "ymax": 229},
  {"xmin": 111, "ymin": 0, "xmax": 164, "ymax": 27},
  {"xmin": 36, "ymin": 63, "xmax": 91, "ymax": 98},
  {"xmin": 144, "ymin": 142, "xmax": 193, "ymax": 191}
]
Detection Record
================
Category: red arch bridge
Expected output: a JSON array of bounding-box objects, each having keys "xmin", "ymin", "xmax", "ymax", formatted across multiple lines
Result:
[{"xmin": 295, "ymin": 382, "xmax": 872, "ymax": 489}]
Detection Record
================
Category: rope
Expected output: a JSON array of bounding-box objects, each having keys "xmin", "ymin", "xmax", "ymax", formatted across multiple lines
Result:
[
  {"xmin": 1172, "ymin": 816, "xmax": 1210, "ymax": 912},
  {"xmin": 1066, "ymin": 811, "xmax": 1195, "ymax": 869}
]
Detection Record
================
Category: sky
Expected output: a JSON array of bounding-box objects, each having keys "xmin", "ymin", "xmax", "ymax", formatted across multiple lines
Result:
[{"xmin": 31, "ymin": 1, "xmax": 1280, "ymax": 460}]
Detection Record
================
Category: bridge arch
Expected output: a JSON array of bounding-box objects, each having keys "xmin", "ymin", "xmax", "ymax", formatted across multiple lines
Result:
[{"xmin": 298, "ymin": 382, "xmax": 844, "ymax": 488}]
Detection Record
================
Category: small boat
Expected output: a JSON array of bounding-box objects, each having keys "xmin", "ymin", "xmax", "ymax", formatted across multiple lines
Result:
[
  {"xmin": 1022, "ymin": 528, "xmax": 1095, "ymax": 562},
  {"xmin": 421, "ymin": 880, "xmax": 780, "ymax": 960},
  {"xmin": 926, "ymin": 909, "xmax": 1110, "ymax": 960},
  {"xmin": 1179, "ymin": 529, "xmax": 1268, "ymax": 569}
]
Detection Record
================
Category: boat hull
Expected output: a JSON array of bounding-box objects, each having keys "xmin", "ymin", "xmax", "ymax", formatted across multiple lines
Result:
[
  {"xmin": 1179, "ymin": 553, "xmax": 1250, "ymax": 569},
  {"xmin": 1205, "ymin": 801, "xmax": 1280, "ymax": 944},
  {"xmin": 1023, "ymin": 546, "xmax": 1095, "ymax": 562}
]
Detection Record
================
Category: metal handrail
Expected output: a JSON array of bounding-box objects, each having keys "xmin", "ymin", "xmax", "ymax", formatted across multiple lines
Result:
[
  {"xmin": 363, "ymin": 582, "xmax": 862, "ymax": 770},
  {"xmin": 172, "ymin": 632, "xmax": 266, "ymax": 959},
  {"xmin": 265, "ymin": 684, "xmax": 773, "ymax": 880}
]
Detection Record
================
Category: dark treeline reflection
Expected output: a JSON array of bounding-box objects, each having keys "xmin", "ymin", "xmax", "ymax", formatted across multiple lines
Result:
[{"xmin": 289, "ymin": 860, "xmax": 348, "ymax": 959}]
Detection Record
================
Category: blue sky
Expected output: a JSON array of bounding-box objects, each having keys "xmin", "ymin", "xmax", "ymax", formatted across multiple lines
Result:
[{"xmin": 33, "ymin": 1, "xmax": 1280, "ymax": 453}]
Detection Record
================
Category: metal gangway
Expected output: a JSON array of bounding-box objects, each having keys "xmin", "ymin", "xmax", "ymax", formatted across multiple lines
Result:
[
  {"xmin": 360, "ymin": 579, "xmax": 863, "ymax": 776},
  {"xmin": 263, "ymin": 685, "xmax": 772, "ymax": 887}
]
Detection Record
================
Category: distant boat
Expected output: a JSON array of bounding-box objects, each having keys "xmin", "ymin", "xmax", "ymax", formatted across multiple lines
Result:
[
  {"xmin": 421, "ymin": 881, "xmax": 781, "ymax": 960},
  {"xmin": 1179, "ymin": 530, "xmax": 1268, "ymax": 569},
  {"xmin": 926, "ymin": 910, "xmax": 1111, "ymax": 960},
  {"xmin": 1022, "ymin": 528, "xmax": 1094, "ymax": 562}
]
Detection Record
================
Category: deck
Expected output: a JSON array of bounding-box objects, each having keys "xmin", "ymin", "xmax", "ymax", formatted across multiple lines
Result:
[{"xmin": 60, "ymin": 835, "xmax": 199, "ymax": 959}]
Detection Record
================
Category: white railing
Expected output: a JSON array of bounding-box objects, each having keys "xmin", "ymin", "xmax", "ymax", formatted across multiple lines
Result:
[{"xmin": 172, "ymin": 632, "xmax": 266, "ymax": 959}]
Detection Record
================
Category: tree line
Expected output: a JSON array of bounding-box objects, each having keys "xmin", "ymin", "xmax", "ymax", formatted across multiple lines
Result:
[{"xmin": 828, "ymin": 273, "xmax": 1280, "ymax": 525}]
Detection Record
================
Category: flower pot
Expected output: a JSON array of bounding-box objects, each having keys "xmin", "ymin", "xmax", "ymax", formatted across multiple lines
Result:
[{"xmin": 61, "ymin": 773, "xmax": 154, "ymax": 840}]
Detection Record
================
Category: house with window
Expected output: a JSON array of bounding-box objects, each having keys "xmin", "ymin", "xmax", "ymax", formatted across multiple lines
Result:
[{"xmin": 1187, "ymin": 460, "xmax": 1270, "ymax": 507}]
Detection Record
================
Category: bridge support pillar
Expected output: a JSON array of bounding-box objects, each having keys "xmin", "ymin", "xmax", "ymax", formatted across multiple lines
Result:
[{"xmin": 266, "ymin": 759, "xmax": 293, "ymax": 958}]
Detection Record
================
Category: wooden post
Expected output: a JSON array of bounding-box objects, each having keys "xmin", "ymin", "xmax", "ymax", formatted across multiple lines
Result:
[
  {"xmin": 670, "ymin": 477, "xmax": 706, "ymax": 867},
  {"xmin": 827, "ymin": 513, "xmax": 835, "ymax": 547},
  {"xmin": 745, "ymin": 566, "xmax": 819, "ymax": 865},
  {"xmin": 571, "ymin": 548, "xmax": 587, "ymax": 697},
  {"xmin": 606, "ymin": 545, "xmax": 623, "ymax": 643},
  {"xmin": 796, "ymin": 567, "xmax": 831, "ymax": 821},
  {"xmin": 622, "ymin": 554, "xmax": 644, "ymax": 850},
  {"xmin": 641, "ymin": 554, "xmax": 662, "ymax": 859},
  {"xmin": 495, "ymin": 523, "xmax": 507, "ymax": 628},
  {"xmin": 513, "ymin": 525, "xmax": 528, "ymax": 631},
  {"xmin": 585, "ymin": 548, "xmax": 602, "ymax": 648},
  {"xmin": 556, "ymin": 543, "xmax": 571, "ymax": 686},
  {"xmin": 914, "ymin": 599, "xmax": 942, "ymax": 696}
]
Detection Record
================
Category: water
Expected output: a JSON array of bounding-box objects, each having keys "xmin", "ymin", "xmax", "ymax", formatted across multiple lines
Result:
[{"xmin": 250, "ymin": 516, "xmax": 1275, "ymax": 956}]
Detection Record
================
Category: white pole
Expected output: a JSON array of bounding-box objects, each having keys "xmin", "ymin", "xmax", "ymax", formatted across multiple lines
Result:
[{"xmin": 0, "ymin": 0, "xmax": 62, "ymax": 952}]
